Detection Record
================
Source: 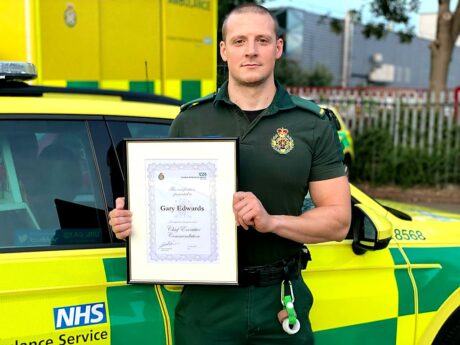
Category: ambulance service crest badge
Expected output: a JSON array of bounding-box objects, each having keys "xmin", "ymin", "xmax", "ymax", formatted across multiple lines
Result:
[
  {"xmin": 64, "ymin": 3, "xmax": 77, "ymax": 28},
  {"xmin": 271, "ymin": 127, "xmax": 294, "ymax": 154}
]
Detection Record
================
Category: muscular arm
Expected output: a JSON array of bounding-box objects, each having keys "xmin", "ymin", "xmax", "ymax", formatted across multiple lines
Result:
[{"xmin": 233, "ymin": 176, "xmax": 351, "ymax": 244}]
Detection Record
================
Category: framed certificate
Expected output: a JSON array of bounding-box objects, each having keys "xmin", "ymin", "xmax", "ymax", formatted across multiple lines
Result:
[{"xmin": 125, "ymin": 138, "xmax": 238, "ymax": 285}]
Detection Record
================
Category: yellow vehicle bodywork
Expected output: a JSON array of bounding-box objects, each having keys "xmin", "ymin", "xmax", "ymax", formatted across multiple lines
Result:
[
  {"xmin": 0, "ymin": 89, "xmax": 459, "ymax": 345},
  {"xmin": 320, "ymin": 105, "xmax": 355, "ymax": 169},
  {"xmin": 0, "ymin": 0, "xmax": 217, "ymax": 101}
]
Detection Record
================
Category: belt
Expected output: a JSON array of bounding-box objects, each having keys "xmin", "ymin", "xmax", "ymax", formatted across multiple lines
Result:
[{"xmin": 238, "ymin": 248, "xmax": 310, "ymax": 287}]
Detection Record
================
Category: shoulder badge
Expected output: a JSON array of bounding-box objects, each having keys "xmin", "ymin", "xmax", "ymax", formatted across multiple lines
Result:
[
  {"xmin": 271, "ymin": 127, "xmax": 294, "ymax": 154},
  {"xmin": 180, "ymin": 92, "xmax": 216, "ymax": 111},
  {"xmin": 290, "ymin": 95, "xmax": 323, "ymax": 117}
]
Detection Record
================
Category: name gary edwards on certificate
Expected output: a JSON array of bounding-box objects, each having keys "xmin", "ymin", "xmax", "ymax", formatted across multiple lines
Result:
[{"xmin": 145, "ymin": 159, "xmax": 218, "ymax": 264}]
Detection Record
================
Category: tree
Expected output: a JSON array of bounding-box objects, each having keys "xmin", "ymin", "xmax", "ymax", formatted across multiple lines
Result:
[
  {"xmin": 429, "ymin": 1, "xmax": 460, "ymax": 93},
  {"xmin": 275, "ymin": 59, "xmax": 333, "ymax": 86},
  {"xmin": 363, "ymin": 0, "xmax": 460, "ymax": 93}
]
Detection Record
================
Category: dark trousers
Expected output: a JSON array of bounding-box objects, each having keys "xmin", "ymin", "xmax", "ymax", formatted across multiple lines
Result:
[{"xmin": 174, "ymin": 277, "xmax": 314, "ymax": 345}]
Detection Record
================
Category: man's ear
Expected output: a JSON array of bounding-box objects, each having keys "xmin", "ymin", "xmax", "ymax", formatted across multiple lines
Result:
[
  {"xmin": 220, "ymin": 41, "xmax": 227, "ymax": 62},
  {"xmin": 275, "ymin": 38, "xmax": 284, "ymax": 59}
]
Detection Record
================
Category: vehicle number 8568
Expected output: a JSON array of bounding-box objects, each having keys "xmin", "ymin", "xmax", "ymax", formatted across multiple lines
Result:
[{"xmin": 393, "ymin": 229, "xmax": 426, "ymax": 240}]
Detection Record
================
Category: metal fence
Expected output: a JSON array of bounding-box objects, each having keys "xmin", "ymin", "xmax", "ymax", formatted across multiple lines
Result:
[{"xmin": 287, "ymin": 87, "xmax": 460, "ymax": 185}]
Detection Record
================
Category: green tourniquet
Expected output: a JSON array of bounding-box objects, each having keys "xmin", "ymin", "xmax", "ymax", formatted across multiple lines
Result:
[
  {"xmin": 170, "ymin": 81, "xmax": 345, "ymax": 266},
  {"xmin": 283, "ymin": 295, "xmax": 297, "ymax": 325}
]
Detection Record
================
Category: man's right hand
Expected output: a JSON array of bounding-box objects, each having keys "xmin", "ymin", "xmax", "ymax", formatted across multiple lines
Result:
[{"xmin": 108, "ymin": 197, "xmax": 132, "ymax": 240}]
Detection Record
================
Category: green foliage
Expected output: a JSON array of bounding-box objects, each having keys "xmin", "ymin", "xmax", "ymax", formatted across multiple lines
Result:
[
  {"xmin": 307, "ymin": 64, "xmax": 334, "ymax": 86},
  {"xmin": 362, "ymin": 23, "xmax": 388, "ymax": 40},
  {"xmin": 351, "ymin": 126, "xmax": 460, "ymax": 187},
  {"xmin": 329, "ymin": 18, "xmax": 343, "ymax": 34},
  {"xmin": 369, "ymin": 0, "xmax": 419, "ymax": 24},
  {"xmin": 275, "ymin": 59, "xmax": 333, "ymax": 86},
  {"xmin": 275, "ymin": 58, "xmax": 310, "ymax": 86},
  {"xmin": 355, "ymin": 0, "xmax": 420, "ymax": 43},
  {"xmin": 350, "ymin": 128, "xmax": 394, "ymax": 185},
  {"xmin": 397, "ymin": 27, "xmax": 415, "ymax": 43}
]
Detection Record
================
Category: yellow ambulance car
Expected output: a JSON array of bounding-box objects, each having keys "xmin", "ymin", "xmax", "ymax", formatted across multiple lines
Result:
[
  {"xmin": 0, "ymin": 62, "xmax": 459, "ymax": 345},
  {"xmin": 319, "ymin": 105, "xmax": 354, "ymax": 174}
]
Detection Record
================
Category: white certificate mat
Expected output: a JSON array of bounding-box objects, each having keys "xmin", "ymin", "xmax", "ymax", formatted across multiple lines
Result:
[{"xmin": 126, "ymin": 138, "xmax": 238, "ymax": 284}]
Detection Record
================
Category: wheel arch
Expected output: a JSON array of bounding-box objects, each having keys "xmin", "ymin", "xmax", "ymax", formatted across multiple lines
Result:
[{"xmin": 418, "ymin": 287, "xmax": 460, "ymax": 344}]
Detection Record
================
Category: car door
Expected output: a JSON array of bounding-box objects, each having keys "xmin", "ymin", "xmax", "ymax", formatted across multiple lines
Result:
[
  {"xmin": 384, "ymin": 208, "xmax": 460, "ymax": 344},
  {"xmin": 0, "ymin": 117, "xmax": 170, "ymax": 345},
  {"xmin": 92, "ymin": 116, "xmax": 181, "ymax": 344},
  {"xmin": 303, "ymin": 190, "xmax": 416, "ymax": 345}
]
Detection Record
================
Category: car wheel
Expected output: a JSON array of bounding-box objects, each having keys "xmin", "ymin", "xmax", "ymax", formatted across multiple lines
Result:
[{"xmin": 432, "ymin": 307, "xmax": 460, "ymax": 345}]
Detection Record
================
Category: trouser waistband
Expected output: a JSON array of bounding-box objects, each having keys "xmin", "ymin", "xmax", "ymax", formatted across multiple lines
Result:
[{"xmin": 238, "ymin": 248, "xmax": 310, "ymax": 287}]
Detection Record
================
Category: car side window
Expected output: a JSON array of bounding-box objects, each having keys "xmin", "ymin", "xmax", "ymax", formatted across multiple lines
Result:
[
  {"xmin": 105, "ymin": 119, "xmax": 171, "ymax": 200},
  {"xmin": 126, "ymin": 122, "xmax": 170, "ymax": 138},
  {"xmin": 0, "ymin": 120, "xmax": 109, "ymax": 250}
]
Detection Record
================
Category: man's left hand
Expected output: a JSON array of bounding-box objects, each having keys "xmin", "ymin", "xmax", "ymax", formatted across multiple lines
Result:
[{"xmin": 233, "ymin": 191, "xmax": 274, "ymax": 232}]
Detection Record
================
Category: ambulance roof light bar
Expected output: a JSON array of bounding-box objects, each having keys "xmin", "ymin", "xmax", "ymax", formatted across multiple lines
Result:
[{"xmin": 0, "ymin": 61, "xmax": 37, "ymax": 81}]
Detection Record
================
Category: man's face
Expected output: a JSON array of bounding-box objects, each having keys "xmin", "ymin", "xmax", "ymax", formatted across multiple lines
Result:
[{"xmin": 220, "ymin": 11, "xmax": 283, "ymax": 87}]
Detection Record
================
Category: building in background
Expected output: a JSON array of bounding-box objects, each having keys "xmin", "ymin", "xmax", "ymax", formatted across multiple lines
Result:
[
  {"xmin": 269, "ymin": 6, "xmax": 460, "ymax": 88},
  {"xmin": 419, "ymin": 13, "xmax": 460, "ymax": 47}
]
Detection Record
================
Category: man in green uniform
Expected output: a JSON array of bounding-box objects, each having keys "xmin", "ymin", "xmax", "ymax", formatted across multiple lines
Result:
[{"xmin": 109, "ymin": 3, "xmax": 351, "ymax": 344}]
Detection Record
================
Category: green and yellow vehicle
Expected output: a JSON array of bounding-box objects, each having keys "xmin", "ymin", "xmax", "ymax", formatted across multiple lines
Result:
[
  {"xmin": 0, "ymin": 63, "xmax": 459, "ymax": 345},
  {"xmin": 320, "ymin": 105, "xmax": 354, "ymax": 173},
  {"xmin": 0, "ymin": 0, "xmax": 217, "ymax": 102}
]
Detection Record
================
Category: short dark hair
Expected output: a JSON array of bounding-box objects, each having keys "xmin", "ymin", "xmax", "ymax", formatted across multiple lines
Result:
[{"xmin": 221, "ymin": 3, "xmax": 279, "ymax": 41}]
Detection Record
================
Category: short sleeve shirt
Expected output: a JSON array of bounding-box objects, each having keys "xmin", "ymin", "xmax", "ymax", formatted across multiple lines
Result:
[{"xmin": 169, "ymin": 81, "xmax": 345, "ymax": 266}]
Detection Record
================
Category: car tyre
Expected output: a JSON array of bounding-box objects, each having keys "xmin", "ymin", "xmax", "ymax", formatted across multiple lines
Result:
[{"xmin": 432, "ymin": 307, "xmax": 460, "ymax": 345}]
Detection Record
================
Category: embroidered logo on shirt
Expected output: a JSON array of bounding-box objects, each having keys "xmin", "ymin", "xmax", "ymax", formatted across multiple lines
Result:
[{"xmin": 271, "ymin": 127, "xmax": 294, "ymax": 154}]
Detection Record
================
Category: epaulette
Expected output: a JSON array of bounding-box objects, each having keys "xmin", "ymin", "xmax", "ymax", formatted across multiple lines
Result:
[
  {"xmin": 290, "ymin": 95, "xmax": 323, "ymax": 117},
  {"xmin": 180, "ymin": 92, "xmax": 216, "ymax": 111},
  {"xmin": 291, "ymin": 95, "xmax": 341, "ymax": 130}
]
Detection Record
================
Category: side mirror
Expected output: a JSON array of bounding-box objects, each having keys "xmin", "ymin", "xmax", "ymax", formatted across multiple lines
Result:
[{"xmin": 352, "ymin": 203, "xmax": 392, "ymax": 255}]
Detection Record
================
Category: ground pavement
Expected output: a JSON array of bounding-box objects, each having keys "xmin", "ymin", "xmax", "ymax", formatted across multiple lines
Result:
[{"xmin": 355, "ymin": 183, "xmax": 460, "ymax": 214}]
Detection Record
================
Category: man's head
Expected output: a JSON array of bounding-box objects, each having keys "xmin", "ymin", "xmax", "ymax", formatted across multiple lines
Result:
[
  {"xmin": 221, "ymin": 4, "xmax": 279, "ymax": 41},
  {"xmin": 220, "ymin": 3, "xmax": 283, "ymax": 88}
]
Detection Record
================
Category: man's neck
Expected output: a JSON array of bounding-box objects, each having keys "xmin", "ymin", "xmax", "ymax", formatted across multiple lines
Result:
[{"xmin": 227, "ymin": 79, "xmax": 277, "ymax": 111}]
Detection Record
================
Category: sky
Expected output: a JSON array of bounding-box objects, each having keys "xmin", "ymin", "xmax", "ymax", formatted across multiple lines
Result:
[{"xmin": 264, "ymin": 0, "xmax": 439, "ymax": 34}]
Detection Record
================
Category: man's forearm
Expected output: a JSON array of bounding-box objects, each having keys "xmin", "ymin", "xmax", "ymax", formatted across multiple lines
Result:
[{"xmin": 270, "ymin": 204, "xmax": 351, "ymax": 244}]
